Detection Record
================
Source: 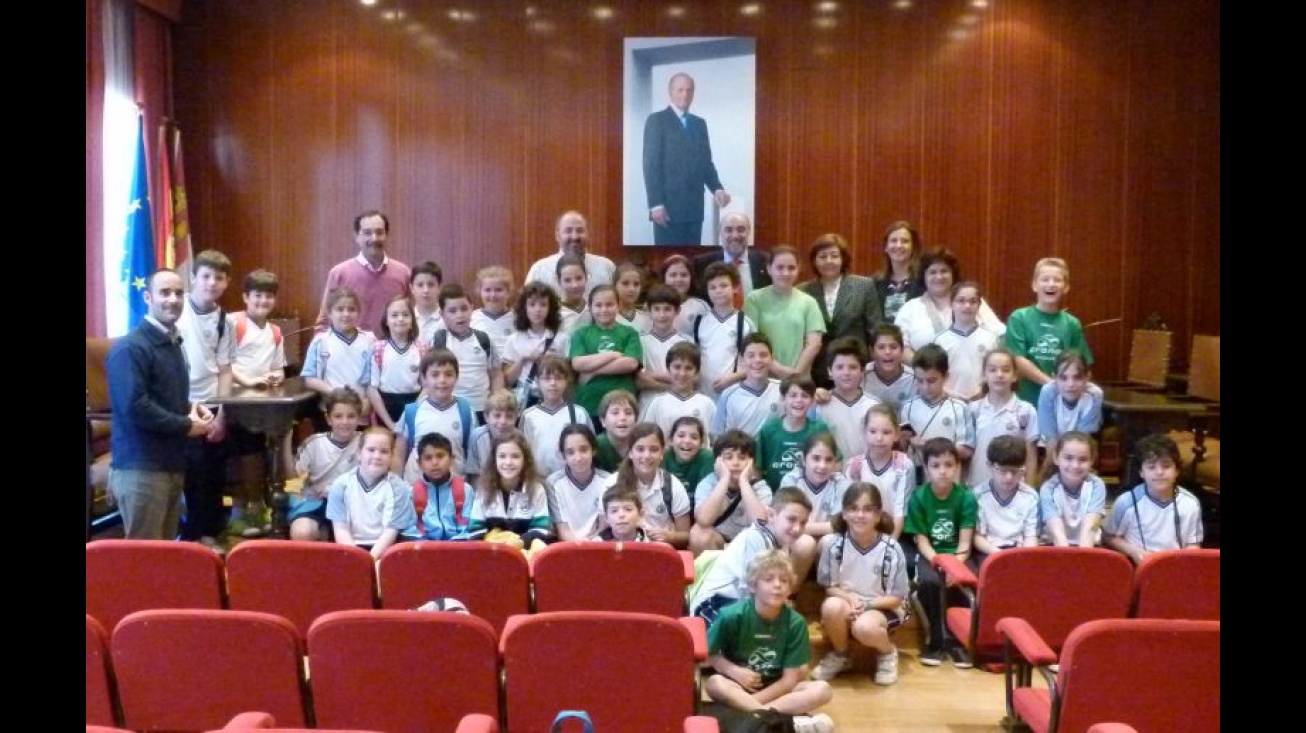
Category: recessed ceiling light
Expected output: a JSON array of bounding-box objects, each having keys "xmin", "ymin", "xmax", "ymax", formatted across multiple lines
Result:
[
  {"xmin": 592, "ymin": 6, "xmax": 614, "ymax": 20},
  {"xmin": 971, "ymin": 0, "xmax": 990, "ymax": 8},
  {"xmin": 667, "ymin": 6, "xmax": 685, "ymax": 17},
  {"xmin": 360, "ymin": 0, "xmax": 377, "ymax": 7},
  {"xmin": 816, "ymin": 1, "xmax": 839, "ymax": 13},
  {"xmin": 894, "ymin": 0, "xmax": 913, "ymax": 9},
  {"xmin": 739, "ymin": 3, "xmax": 762, "ymax": 17}
]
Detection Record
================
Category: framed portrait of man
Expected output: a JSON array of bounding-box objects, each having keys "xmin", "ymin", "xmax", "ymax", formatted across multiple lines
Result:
[{"xmin": 623, "ymin": 37, "xmax": 757, "ymax": 247}]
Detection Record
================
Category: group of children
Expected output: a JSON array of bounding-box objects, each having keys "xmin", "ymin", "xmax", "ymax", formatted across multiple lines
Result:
[{"xmin": 193, "ymin": 247, "xmax": 1203, "ymax": 730}]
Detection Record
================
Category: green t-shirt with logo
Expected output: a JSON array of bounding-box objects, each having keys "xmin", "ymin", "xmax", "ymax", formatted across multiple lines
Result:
[
  {"xmin": 707, "ymin": 598, "xmax": 812, "ymax": 685},
  {"xmin": 755, "ymin": 416, "xmax": 833, "ymax": 492},
  {"xmin": 1003, "ymin": 306, "xmax": 1093, "ymax": 404},
  {"xmin": 904, "ymin": 482, "xmax": 978, "ymax": 554}
]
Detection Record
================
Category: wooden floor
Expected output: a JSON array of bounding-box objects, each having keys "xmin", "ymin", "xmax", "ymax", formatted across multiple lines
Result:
[
  {"xmin": 772, "ymin": 582, "xmax": 1010, "ymax": 733},
  {"xmin": 807, "ymin": 647, "xmax": 1008, "ymax": 733}
]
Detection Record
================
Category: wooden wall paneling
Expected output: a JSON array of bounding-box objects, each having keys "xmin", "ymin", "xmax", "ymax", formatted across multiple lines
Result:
[
  {"xmin": 1182, "ymin": 0, "xmax": 1221, "ymax": 359},
  {"xmin": 785, "ymin": 5, "xmax": 860, "ymax": 259},
  {"xmin": 981, "ymin": 0, "xmax": 1054, "ymax": 321},
  {"xmin": 918, "ymin": 2, "xmax": 993, "ymax": 300},
  {"xmin": 1047, "ymin": 1, "xmax": 1134, "ymax": 380},
  {"xmin": 853, "ymin": 1, "xmax": 928, "ymax": 274},
  {"xmin": 1122, "ymin": 0, "xmax": 1196, "ymax": 369},
  {"xmin": 153, "ymin": 0, "xmax": 1218, "ymax": 369},
  {"xmin": 264, "ymin": 0, "xmax": 342, "ymax": 321}
]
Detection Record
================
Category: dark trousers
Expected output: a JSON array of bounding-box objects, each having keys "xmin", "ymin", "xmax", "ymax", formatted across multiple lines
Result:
[
  {"xmin": 181, "ymin": 437, "xmax": 227, "ymax": 540},
  {"xmin": 654, "ymin": 219, "xmax": 704, "ymax": 246},
  {"xmin": 915, "ymin": 553, "xmax": 980, "ymax": 651}
]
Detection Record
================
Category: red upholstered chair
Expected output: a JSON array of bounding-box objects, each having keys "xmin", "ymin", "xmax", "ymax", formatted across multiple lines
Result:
[
  {"xmin": 1131, "ymin": 549, "xmax": 1220, "ymax": 620},
  {"xmin": 211, "ymin": 711, "xmax": 496, "ymax": 733},
  {"xmin": 308, "ymin": 610, "xmax": 500, "ymax": 733},
  {"xmin": 226, "ymin": 540, "xmax": 377, "ymax": 636},
  {"xmin": 377, "ymin": 541, "xmax": 529, "ymax": 634},
  {"xmin": 86, "ymin": 539, "xmax": 226, "ymax": 632},
  {"xmin": 933, "ymin": 547, "xmax": 1134, "ymax": 667},
  {"xmin": 86, "ymin": 615, "xmax": 117, "ymax": 727},
  {"xmin": 86, "ymin": 727, "xmax": 134, "ymax": 733},
  {"xmin": 1087, "ymin": 725, "xmax": 1140, "ymax": 733},
  {"xmin": 113, "ymin": 610, "xmax": 307, "ymax": 732},
  {"xmin": 531, "ymin": 540, "xmax": 695, "ymax": 617},
  {"xmin": 997, "ymin": 617, "xmax": 1220, "ymax": 733},
  {"xmin": 501, "ymin": 611, "xmax": 710, "ymax": 733}
]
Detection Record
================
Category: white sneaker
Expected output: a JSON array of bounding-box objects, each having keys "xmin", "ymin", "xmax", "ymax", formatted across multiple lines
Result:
[
  {"xmin": 810, "ymin": 651, "xmax": 852, "ymax": 681},
  {"xmin": 793, "ymin": 713, "xmax": 835, "ymax": 733},
  {"xmin": 874, "ymin": 647, "xmax": 900, "ymax": 686}
]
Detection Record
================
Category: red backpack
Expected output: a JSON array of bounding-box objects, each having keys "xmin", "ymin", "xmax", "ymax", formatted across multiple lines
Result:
[{"xmin": 411, "ymin": 476, "xmax": 469, "ymax": 536}]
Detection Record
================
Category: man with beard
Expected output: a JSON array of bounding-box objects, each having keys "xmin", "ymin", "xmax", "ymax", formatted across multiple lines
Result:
[
  {"xmin": 107, "ymin": 269, "xmax": 217, "ymax": 539},
  {"xmin": 524, "ymin": 210, "xmax": 615, "ymax": 298},
  {"xmin": 693, "ymin": 211, "xmax": 771, "ymax": 304}
]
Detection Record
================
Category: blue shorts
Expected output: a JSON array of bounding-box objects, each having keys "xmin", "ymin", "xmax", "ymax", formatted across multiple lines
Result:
[{"xmin": 287, "ymin": 495, "xmax": 327, "ymax": 525}]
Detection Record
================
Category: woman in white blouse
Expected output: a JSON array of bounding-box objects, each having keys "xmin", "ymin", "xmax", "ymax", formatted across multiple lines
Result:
[{"xmin": 894, "ymin": 247, "xmax": 1005, "ymax": 361}]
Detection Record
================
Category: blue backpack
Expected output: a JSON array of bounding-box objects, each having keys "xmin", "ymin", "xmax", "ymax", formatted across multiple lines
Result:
[{"xmin": 402, "ymin": 397, "xmax": 473, "ymax": 462}]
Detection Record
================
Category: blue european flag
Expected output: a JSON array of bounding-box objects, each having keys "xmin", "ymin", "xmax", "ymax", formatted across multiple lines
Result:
[{"xmin": 119, "ymin": 113, "xmax": 155, "ymax": 328}]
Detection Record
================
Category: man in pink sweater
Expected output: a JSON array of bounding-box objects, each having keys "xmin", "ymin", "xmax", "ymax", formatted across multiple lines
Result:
[{"xmin": 315, "ymin": 209, "xmax": 412, "ymax": 335}]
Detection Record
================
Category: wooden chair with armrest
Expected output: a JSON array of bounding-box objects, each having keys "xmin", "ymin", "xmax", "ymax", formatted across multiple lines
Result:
[{"xmin": 86, "ymin": 337, "xmax": 118, "ymax": 540}]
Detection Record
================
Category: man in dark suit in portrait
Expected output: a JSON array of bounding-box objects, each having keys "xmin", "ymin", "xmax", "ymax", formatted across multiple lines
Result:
[
  {"xmin": 643, "ymin": 72, "xmax": 731, "ymax": 245},
  {"xmin": 691, "ymin": 211, "xmax": 771, "ymax": 303}
]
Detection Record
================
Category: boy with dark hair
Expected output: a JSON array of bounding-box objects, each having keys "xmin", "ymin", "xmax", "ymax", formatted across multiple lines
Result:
[
  {"xmin": 905, "ymin": 437, "xmax": 979, "ymax": 667},
  {"xmin": 690, "ymin": 429, "xmax": 773, "ymax": 554},
  {"xmin": 693, "ymin": 261, "xmax": 755, "ymax": 399},
  {"xmin": 395, "ymin": 349, "xmax": 475, "ymax": 481},
  {"xmin": 971, "ymin": 435, "xmax": 1039, "ymax": 560},
  {"xmin": 410, "ymin": 260, "xmax": 444, "ymax": 344},
  {"xmin": 757, "ymin": 375, "xmax": 832, "ymax": 492},
  {"xmin": 641, "ymin": 342, "xmax": 716, "ymax": 441},
  {"xmin": 430, "ymin": 283, "xmax": 504, "ymax": 423},
  {"xmin": 224, "ymin": 268, "xmax": 287, "ymax": 538},
  {"xmin": 402, "ymin": 432, "xmax": 470, "ymax": 541},
  {"xmin": 636, "ymin": 284, "xmax": 688, "ymax": 414},
  {"xmin": 177, "ymin": 249, "xmax": 235, "ymax": 552},
  {"xmin": 816, "ymin": 336, "xmax": 882, "ymax": 458},
  {"xmin": 899, "ymin": 343, "xmax": 974, "ymax": 473},
  {"xmin": 713, "ymin": 333, "xmax": 782, "ymax": 437},
  {"xmin": 863, "ymin": 324, "xmax": 916, "ymax": 414},
  {"xmin": 1103, "ymin": 433, "xmax": 1203, "ymax": 563},
  {"xmin": 598, "ymin": 484, "xmax": 648, "ymax": 542}
]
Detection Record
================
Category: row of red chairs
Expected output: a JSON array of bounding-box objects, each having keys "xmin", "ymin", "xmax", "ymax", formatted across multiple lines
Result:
[
  {"xmin": 86, "ymin": 539, "xmax": 694, "ymax": 636},
  {"xmin": 997, "ymin": 617, "xmax": 1220, "ymax": 733},
  {"xmin": 88, "ymin": 608, "xmax": 713, "ymax": 733},
  {"xmin": 932, "ymin": 547, "xmax": 1220, "ymax": 667}
]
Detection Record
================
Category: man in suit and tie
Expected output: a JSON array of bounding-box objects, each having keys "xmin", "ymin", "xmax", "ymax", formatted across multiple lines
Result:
[
  {"xmin": 692, "ymin": 211, "xmax": 771, "ymax": 303},
  {"xmin": 643, "ymin": 72, "xmax": 730, "ymax": 245}
]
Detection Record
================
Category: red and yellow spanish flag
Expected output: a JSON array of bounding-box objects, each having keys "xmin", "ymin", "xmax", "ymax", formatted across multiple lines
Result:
[{"xmin": 155, "ymin": 121, "xmax": 194, "ymax": 272}]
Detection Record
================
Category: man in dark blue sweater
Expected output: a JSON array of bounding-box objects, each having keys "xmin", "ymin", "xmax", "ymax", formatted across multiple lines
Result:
[{"xmin": 107, "ymin": 270, "xmax": 216, "ymax": 539}]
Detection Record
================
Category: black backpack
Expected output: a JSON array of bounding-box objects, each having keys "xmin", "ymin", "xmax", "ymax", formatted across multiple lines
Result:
[{"xmin": 701, "ymin": 703, "xmax": 795, "ymax": 733}]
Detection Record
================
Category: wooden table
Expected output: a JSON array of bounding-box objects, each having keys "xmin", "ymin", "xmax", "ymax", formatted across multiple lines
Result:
[
  {"xmin": 1101, "ymin": 386, "xmax": 1218, "ymax": 488},
  {"xmin": 209, "ymin": 378, "xmax": 316, "ymax": 537}
]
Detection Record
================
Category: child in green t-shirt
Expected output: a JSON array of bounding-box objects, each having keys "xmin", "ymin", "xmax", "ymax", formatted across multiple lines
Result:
[
  {"xmin": 756, "ymin": 374, "xmax": 833, "ymax": 492},
  {"xmin": 904, "ymin": 437, "xmax": 978, "ymax": 668},
  {"xmin": 1004, "ymin": 258, "xmax": 1093, "ymax": 404},
  {"xmin": 663, "ymin": 415, "xmax": 715, "ymax": 503},
  {"xmin": 705, "ymin": 550, "xmax": 835, "ymax": 732}
]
